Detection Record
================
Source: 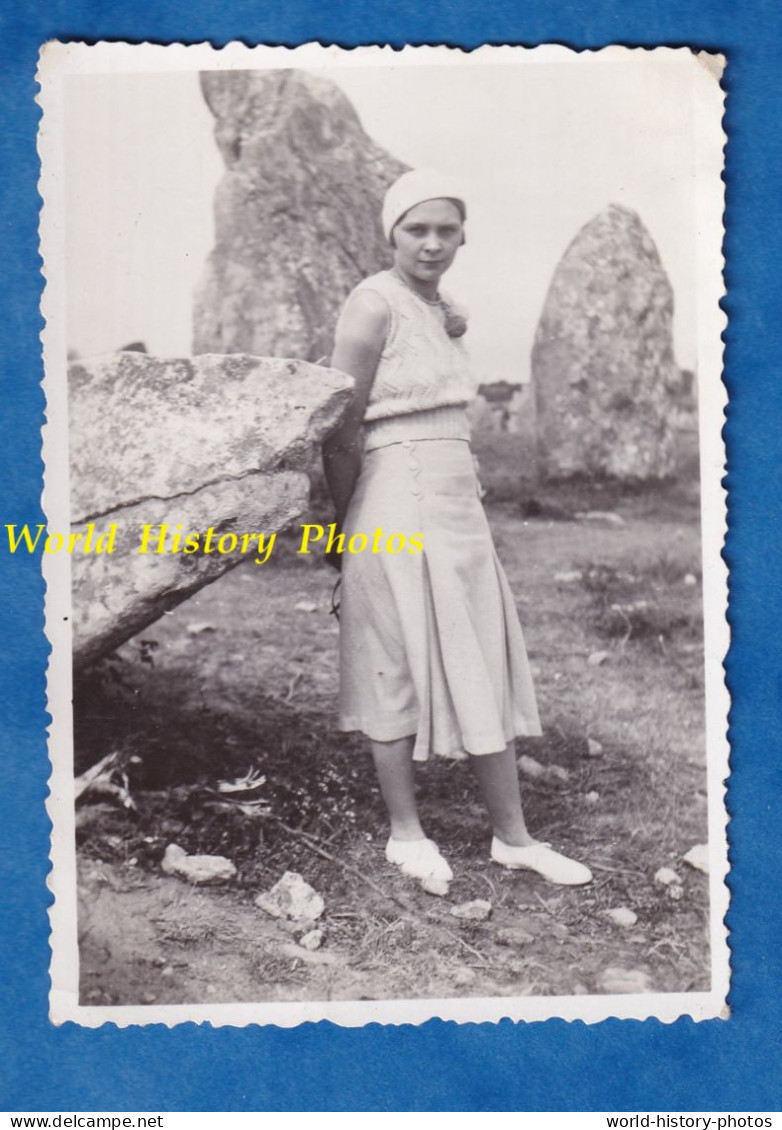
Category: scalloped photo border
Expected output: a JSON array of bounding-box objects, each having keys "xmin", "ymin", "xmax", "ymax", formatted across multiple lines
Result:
[{"xmin": 37, "ymin": 39, "xmax": 729, "ymax": 1029}]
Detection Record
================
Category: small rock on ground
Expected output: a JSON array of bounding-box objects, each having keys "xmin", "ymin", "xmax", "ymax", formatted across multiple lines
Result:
[
  {"xmin": 161, "ymin": 843, "xmax": 237, "ymax": 885},
  {"xmin": 682, "ymin": 843, "xmax": 709, "ymax": 874},
  {"xmin": 584, "ymin": 791, "xmax": 600, "ymax": 805},
  {"xmin": 654, "ymin": 866, "xmax": 681, "ymax": 886},
  {"xmin": 255, "ymin": 871, "xmax": 325, "ymax": 922},
  {"xmin": 186, "ymin": 621, "xmax": 216, "ymax": 635},
  {"xmin": 450, "ymin": 899, "xmax": 492, "ymax": 922},
  {"xmin": 280, "ymin": 942, "xmax": 337, "ymax": 966},
  {"xmin": 588, "ymin": 650, "xmax": 612, "ymax": 666},
  {"xmin": 554, "ymin": 570, "xmax": 583, "ymax": 583},
  {"xmin": 518, "ymin": 754, "xmax": 546, "ymax": 779},
  {"xmin": 603, "ymin": 907, "xmax": 638, "ymax": 928},
  {"xmin": 452, "ymin": 966, "xmax": 476, "ymax": 986},
  {"xmin": 298, "ymin": 928, "xmax": 324, "ymax": 951},
  {"xmin": 495, "ymin": 927, "xmax": 535, "ymax": 947},
  {"xmin": 586, "ymin": 738, "xmax": 604, "ymax": 757},
  {"xmin": 597, "ymin": 966, "xmax": 652, "ymax": 994}
]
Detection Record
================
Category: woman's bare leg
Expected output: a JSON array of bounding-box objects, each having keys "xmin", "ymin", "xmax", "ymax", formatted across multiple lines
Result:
[
  {"xmin": 472, "ymin": 742, "xmax": 538, "ymax": 847},
  {"xmin": 370, "ymin": 735, "xmax": 425, "ymax": 841}
]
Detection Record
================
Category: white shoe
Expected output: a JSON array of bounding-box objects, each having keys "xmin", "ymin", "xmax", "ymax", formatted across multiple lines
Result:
[
  {"xmin": 386, "ymin": 837, "xmax": 454, "ymax": 884},
  {"xmin": 491, "ymin": 837, "xmax": 592, "ymax": 886}
]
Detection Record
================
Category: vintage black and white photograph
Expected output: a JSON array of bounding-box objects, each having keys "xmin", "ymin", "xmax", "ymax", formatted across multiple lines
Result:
[{"xmin": 39, "ymin": 42, "xmax": 728, "ymax": 1027}]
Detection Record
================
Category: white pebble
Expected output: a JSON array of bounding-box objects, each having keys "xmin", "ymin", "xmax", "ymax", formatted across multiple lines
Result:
[
  {"xmin": 546, "ymin": 765, "xmax": 570, "ymax": 783},
  {"xmin": 453, "ymin": 966, "xmax": 476, "ymax": 986},
  {"xmin": 299, "ymin": 929, "xmax": 324, "ymax": 951},
  {"xmin": 161, "ymin": 844, "xmax": 237, "ymax": 885},
  {"xmin": 518, "ymin": 754, "xmax": 547, "ymax": 779},
  {"xmin": 682, "ymin": 844, "xmax": 710, "ymax": 874},
  {"xmin": 597, "ymin": 966, "xmax": 652, "ymax": 994},
  {"xmin": 603, "ymin": 907, "xmax": 638, "ymax": 928},
  {"xmin": 255, "ymin": 871, "xmax": 325, "ymax": 921},
  {"xmin": 186, "ymin": 621, "xmax": 216, "ymax": 636},
  {"xmin": 450, "ymin": 899, "xmax": 492, "ymax": 922}
]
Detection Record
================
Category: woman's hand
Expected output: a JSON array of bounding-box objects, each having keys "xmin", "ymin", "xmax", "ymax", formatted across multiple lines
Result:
[{"xmin": 325, "ymin": 544, "xmax": 343, "ymax": 573}]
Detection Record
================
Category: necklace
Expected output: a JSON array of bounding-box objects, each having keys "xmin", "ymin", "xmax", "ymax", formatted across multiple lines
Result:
[
  {"xmin": 390, "ymin": 269, "xmax": 468, "ymax": 338},
  {"xmin": 390, "ymin": 267, "xmax": 441, "ymax": 304}
]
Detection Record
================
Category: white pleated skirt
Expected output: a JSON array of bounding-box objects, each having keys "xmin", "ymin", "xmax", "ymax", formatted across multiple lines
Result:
[{"xmin": 338, "ymin": 436, "xmax": 542, "ymax": 762}]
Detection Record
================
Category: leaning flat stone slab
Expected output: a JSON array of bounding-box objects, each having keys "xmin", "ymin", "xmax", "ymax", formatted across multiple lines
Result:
[
  {"xmin": 71, "ymin": 470, "xmax": 307, "ymax": 669},
  {"xmin": 68, "ymin": 352, "xmax": 353, "ymax": 668},
  {"xmin": 69, "ymin": 352, "xmax": 353, "ymax": 521}
]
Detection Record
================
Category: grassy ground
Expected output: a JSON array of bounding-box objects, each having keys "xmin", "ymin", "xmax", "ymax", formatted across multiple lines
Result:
[{"xmin": 74, "ymin": 439, "xmax": 711, "ymax": 1007}]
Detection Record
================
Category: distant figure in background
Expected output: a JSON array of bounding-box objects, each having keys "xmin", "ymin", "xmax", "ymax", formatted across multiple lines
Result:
[{"xmin": 323, "ymin": 169, "xmax": 592, "ymax": 894}]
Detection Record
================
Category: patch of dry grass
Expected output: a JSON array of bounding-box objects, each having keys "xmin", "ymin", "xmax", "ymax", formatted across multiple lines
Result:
[
  {"xmin": 152, "ymin": 890, "xmax": 245, "ymax": 948},
  {"xmin": 579, "ymin": 555, "xmax": 703, "ymax": 647}
]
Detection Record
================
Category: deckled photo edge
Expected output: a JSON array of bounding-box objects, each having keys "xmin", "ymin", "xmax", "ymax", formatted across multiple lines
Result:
[
  {"xmin": 684, "ymin": 48, "xmax": 730, "ymax": 1018},
  {"xmin": 38, "ymin": 41, "xmax": 82, "ymax": 1022},
  {"xmin": 38, "ymin": 40, "xmax": 730, "ymax": 1029}
]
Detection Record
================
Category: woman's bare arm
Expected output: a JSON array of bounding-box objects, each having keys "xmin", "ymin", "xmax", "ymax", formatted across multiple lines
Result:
[{"xmin": 323, "ymin": 289, "xmax": 389, "ymax": 528}]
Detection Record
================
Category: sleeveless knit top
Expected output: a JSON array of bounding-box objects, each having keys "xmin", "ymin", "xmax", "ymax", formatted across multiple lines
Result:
[{"xmin": 343, "ymin": 271, "xmax": 478, "ymax": 451}]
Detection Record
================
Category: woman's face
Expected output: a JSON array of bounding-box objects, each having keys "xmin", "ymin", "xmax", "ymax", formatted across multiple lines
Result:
[{"xmin": 391, "ymin": 199, "xmax": 464, "ymax": 287}]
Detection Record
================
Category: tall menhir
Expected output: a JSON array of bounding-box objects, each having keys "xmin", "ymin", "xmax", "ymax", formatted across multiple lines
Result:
[{"xmin": 193, "ymin": 69, "xmax": 407, "ymax": 363}]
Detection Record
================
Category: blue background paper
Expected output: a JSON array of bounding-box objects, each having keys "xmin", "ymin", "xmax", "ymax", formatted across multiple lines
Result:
[{"xmin": 1, "ymin": 0, "xmax": 780, "ymax": 1112}]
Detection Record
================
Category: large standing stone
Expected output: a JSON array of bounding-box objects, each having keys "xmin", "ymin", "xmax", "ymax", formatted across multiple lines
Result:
[
  {"xmin": 532, "ymin": 205, "xmax": 680, "ymax": 481},
  {"xmin": 193, "ymin": 69, "xmax": 407, "ymax": 361},
  {"xmin": 68, "ymin": 352, "xmax": 353, "ymax": 669}
]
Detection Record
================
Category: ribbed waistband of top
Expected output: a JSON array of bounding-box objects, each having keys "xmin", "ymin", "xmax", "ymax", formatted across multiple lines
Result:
[{"xmin": 364, "ymin": 404, "xmax": 471, "ymax": 452}]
